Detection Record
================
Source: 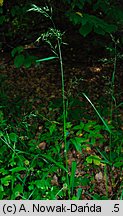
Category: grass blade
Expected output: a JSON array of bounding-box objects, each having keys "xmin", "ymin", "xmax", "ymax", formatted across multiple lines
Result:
[
  {"xmin": 83, "ymin": 93, "xmax": 111, "ymax": 134},
  {"xmin": 36, "ymin": 56, "xmax": 57, "ymax": 62},
  {"xmin": 70, "ymin": 161, "xmax": 77, "ymax": 195},
  {"xmin": 40, "ymin": 154, "xmax": 68, "ymax": 172}
]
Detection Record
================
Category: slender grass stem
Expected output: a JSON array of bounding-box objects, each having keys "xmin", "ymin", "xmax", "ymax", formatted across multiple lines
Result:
[
  {"xmin": 41, "ymin": 14, "xmax": 70, "ymax": 198},
  {"xmin": 57, "ymin": 39, "xmax": 70, "ymax": 199}
]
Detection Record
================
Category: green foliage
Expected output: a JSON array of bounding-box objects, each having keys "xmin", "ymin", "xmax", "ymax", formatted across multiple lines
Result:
[
  {"xmin": 65, "ymin": 0, "xmax": 123, "ymax": 37},
  {"xmin": 0, "ymin": 7, "xmax": 5, "ymax": 24},
  {"xmin": 86, "ymin": 155, "xmax": 101, "ymax": 165},
  {"xmin": 11, "ymin": 46, "xmax": 37, "ymax": 68},
  {"xmin": 70, "ymin": 161, "xmax": 77, "ymax": 195},
  {"xmin": 0, "ymin": 90, "xmax": 123, "ymax": 199}
]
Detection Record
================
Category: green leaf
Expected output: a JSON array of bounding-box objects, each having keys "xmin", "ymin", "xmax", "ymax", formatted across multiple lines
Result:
[
  {"xmin": 0, "ymin": 168, "xmax": 8, "ymax": 175},
  {"xmin": 11, "ymin": 46, "xmax": 24, "ymax": 57},
  {"xmin": 73, "ymin": 121, "xmax": 84, "ymax": 130},
  {"xmin": 114, "ymin": 162, "xmax": 123, "ymax": 168},
  {"xmin": 40, "ymin": 154, "xmax": 67, "ymax": 172},
  {"xmin": 14, "ymin": 54, "xmax": 25, "ymax": 68},
  {"xmin": 36, "ymin": 56, "xmax": 57, "ymax": 63},
  {"xmin": 81, "ymin": 177, "xmax": 90, "ymax": 186},
  {"xmin": 0, "ymin": 185, "xmax": 4, "ymax": 199},
  {"xmin": 68, "ymin": 12, "xmax": 82, "ymax": 25},
  {"xmin": 76, "ymin": 188, "xmax": 82, "ymax": 199},
  {"xmin": 86, "ymin": 155, "xmax": 101, "ymax": 165},
  {"xmin": 1, "ymin": 175, "xmax": 12, "ymax": 186},
  {"xmin": 24, "ymin": 55, "xmax": 32, "ymax": 68},
  {"xmin": 92, "ymin": 155, "xmax": 101, "ymax": 165},
  {"xmin": 49, "ymin": 123, "xmax": 56, "ymax": 135},
  {"xmin": 79, "ymin": 23, "xmax": 93, "ymax": 37},
  {"xmin": 12, "ymin": 184, "xmax": 23, "ymax": 199},
  {"xmin": 0, "ymin": 130, "xmax": 3, "ymax": 137},
  {"xmin": 94, "ymin": 26, "xmax": 105, "ymax": 35},
  {"xmin": 0, "ymin": 15, "xmax": 5, "ymax": 24},
  {"xmin": 105, "ymin": 24, "xmax": 117, "ymax": 33},
  {"xmin": 83, "ymin": 93, "xmax": 111, "ymax": 134},
  {"xmin": 10, "ymin": 167, "xmax": 27, "ymax": 173},
  {"xmin": 86, "ymin": 156, "xmax": 93, "ymax": 164},
  {"xmin": 70, "ymin": 161, "xmax": 77, "ymax": 194},
  {"xmin": 34, "ymin": 180, "xmax": 42, "ymax": 189},
  {"xmin": 9, "ymin": 133, "xmax": 18, "ymax": 142},
  {"xmin": 70, "ymin": 137, "xmax": 84, "ymax": 152}
]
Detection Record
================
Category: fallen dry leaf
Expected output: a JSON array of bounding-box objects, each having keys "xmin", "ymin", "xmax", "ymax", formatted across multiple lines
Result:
[
  {"xmin": 38, "ymin": 142, "xmax": 47, "ymax": 150},
  {"xmin": 51, "ymin": 174, "xmax": 59, "ymax": 186},
  {"xmin": 95, "ymin": 172, "xmax": 103, "ymax": 182}
]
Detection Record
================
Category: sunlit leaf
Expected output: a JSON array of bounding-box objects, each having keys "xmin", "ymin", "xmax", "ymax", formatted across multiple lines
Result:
[
  {"xmin": 76, "ymin": 11, "xmax": 83, "ymax": 17},
  {"xmin": 10, "ymin": 167, "xmax": 27, "ymax": 173},
  {"xmin": 0, "ymin": 0, "xmax": 4, "ymax": 6}
]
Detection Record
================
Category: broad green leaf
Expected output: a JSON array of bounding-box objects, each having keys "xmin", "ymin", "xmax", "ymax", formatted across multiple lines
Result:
[
  {"xmin": 73, "ymin": 121, "xmax": 84, "ymax": 130},
  {"xmin": 114, "ymin": 162, "xmax": 123, "ymax": 168},
  {"xmin": 24, "ymin": 55, "xmax": 32, "ymax": 68},
  {"xmin": 0, "ymin": 168, "xmax": 8, "ymax": 175},
  {"xmin": 12, "ymin": 184, "xmax": 23, "ymax": 199},
  {"xmin": 103, "ymin": 23, "xmax": 117, "ymax": 33},
  {"xmin": 92, "ymin": 155, "xmax": 101, "ymax": 165},
  {"xmin": 14, "ymin": 54, "xmax": 25, "ymax": 68},
  {"xmin": 11, "ymin": 46, "xmax": 24, "ymax": 57},
  {"xmin": 68, "ymin": 12, "xmax": 82, "ymax": 25},
  {"xmin": 86, "ymin": 155, "xmax": 101, "ymax": 165},
  {"xmin": 79, "ymin": 23, "xmax": 93, "ymax": 37},
  {"xmin": 86, "ymin": 156, "xmax": 93, "ymax": 164},
  {"xmin": 34, "ymin": 180, "xmax": 42, "ymax": 189},
  {"xmin": 70, "ymin": 137, "xmax": 84, "ymax": 152},
  {"xmin": 94, "ymin": 26, "xmax": 105, "ymax": 35},
  {"xmin": 1, "ymin": 175, "xmax": 12, "ymax": 186},
  {"xmin": 81, "ymin": 16, "xmax": 88, "ymax": 25},
  {"xmin": 9, "ymin": 133, "xmax": 18, "ymax": 142}
]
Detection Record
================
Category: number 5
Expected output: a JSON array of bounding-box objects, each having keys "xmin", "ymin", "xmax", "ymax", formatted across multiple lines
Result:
[{"xmin": 114, "ymin": 204, "xmax": 119, "ymax": 212}]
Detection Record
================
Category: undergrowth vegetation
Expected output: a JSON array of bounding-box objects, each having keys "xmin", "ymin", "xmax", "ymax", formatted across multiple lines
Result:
[{"xmin": 0, "ymin": 1, "xmax": 123, "ymax": 200}]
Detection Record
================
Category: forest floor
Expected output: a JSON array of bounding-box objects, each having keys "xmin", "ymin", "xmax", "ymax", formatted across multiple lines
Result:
[{"xmin": 0, "ymin": 37, "xmax": 123, "ymax": 199}]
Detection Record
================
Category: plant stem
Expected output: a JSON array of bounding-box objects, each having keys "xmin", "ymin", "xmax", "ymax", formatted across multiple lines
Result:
[
  {"xmin": 50, "ymin": 15, "xmax": 70, "ymax": 198},
  {"xmin": 57, "ymin": 39, "xmax": 70, "ymax": 198}
]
